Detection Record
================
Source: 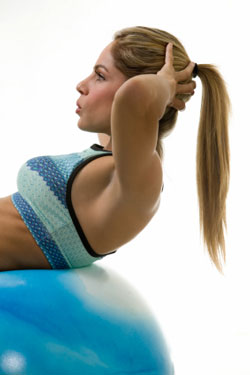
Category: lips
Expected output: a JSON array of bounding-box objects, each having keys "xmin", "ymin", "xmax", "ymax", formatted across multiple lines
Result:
[
  {"xmin": 76, "ymin": 100, "xmax": 82, "ymax": 114},
  {"xmin": 76, "ymin": 100, "xmax": 82, "ymax": 109}
]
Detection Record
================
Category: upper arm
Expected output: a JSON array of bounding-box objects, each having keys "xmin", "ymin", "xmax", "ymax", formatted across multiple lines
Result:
[{"xmin": 111, "ymin": 78, "xmax": 163, "ymax": 199}]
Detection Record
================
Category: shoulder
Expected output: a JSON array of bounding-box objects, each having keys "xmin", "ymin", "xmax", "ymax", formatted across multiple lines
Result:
[
  {"xmin": 84, "ymin": 150, "xmax": 163, "ymax": 222},
  {"xmin": 72, "ymin": 152, "xmax": 162, "ymax": 255}
]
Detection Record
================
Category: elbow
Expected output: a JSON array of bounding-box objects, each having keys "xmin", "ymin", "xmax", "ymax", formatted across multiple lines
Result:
[{"xmin": 114, "ymin": 77, "xmax": 158, "ymax": 119}]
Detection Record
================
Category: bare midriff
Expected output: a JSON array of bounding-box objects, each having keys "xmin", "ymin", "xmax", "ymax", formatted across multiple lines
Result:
[
  {"xmin": 0, "ymin": 195, "xmax": 52, "ymax": 271},
  {"xmin": 0, "ymin": 154, "xmax": 162, "ymax": 271}
]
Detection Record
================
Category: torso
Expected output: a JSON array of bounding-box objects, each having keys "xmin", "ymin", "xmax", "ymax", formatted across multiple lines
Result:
[
  {"xmin": 0, "ymin": 195, "xmax": 52, "ymax": 270},
  {"xmin": 71, "ymin": 153, "xmax": 162, "ymax": 255},
  {"xmin": 0, "ymin": 153, "xmax": 162, "ymax": 271}
]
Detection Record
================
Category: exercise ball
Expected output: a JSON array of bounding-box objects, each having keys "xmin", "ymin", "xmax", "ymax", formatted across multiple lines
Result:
[{"xmin": 0, "ymin": 265, "xmax": 174, "ymax": 374}]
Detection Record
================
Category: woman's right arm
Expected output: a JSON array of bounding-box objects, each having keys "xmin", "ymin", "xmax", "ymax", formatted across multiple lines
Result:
[
  {"xmin": 111, "ymin": 44, "xmax": 195, "ymax": 198},
  {"xmin": 110, "ymin": 74, "xmax": 170, "ymax": 196}
]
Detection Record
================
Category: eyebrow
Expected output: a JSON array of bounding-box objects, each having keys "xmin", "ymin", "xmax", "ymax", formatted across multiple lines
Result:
[{"xmin": 94, "ymin": 64, "xmax": 109, "ymax": 73}]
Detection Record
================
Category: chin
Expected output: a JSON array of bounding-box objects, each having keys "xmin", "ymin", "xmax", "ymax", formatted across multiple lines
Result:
[
  {"xmin": 77, "ymin": 122, "xmax": 99, "ymax": 134},
  {"xmin": 77, "ymin": 120, "xmax": 91, "ymax": 132},
  {"xmin": 78, "ymin": 120, "xmax": 110, "ymax": 135}
]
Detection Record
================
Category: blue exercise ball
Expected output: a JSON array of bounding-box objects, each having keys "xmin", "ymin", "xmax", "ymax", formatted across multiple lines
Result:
[{"xmin": 0, "ymin": 265, "xmax": 174, "ymax": 374}]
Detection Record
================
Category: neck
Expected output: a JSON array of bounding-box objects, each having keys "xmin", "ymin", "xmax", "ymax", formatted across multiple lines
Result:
[{"xmin": 104, "ymin": 137, "xmax": 112, "ymax": 151}]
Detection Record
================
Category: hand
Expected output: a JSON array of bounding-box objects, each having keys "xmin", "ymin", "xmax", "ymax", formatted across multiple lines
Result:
[{"xmin": 156, "ymin": 43, "xmax": 196, "ymax": 111}]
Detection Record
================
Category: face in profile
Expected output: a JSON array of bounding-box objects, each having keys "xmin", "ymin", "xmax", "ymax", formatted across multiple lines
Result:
[{"xmin": 76, "ymin": 42, "xmax": 127, "ymax": 135}]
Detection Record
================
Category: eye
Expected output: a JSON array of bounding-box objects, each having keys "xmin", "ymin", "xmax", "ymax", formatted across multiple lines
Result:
[{"xmin": 95, "ymin": 71, "xmax": 105, "ymax": 81}]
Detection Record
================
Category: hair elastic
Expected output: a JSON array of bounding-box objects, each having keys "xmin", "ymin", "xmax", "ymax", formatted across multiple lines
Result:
[{"xmin": 192, "ymin": 63, "xmax": 198, "ymax": 78}]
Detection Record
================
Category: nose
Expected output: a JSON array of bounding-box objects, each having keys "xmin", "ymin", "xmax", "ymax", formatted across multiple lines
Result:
[{"xmin": 76, "ymin": 79, "xmax": 88, "ymax": 95}]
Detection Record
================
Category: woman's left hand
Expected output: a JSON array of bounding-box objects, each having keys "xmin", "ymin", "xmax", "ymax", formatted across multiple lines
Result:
[{"xmin": 156, "ymin": 43, "xmax": 196, "ymax": 111}]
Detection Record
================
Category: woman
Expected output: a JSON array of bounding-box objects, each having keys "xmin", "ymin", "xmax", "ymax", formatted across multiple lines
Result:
[{"xmin": 0, "ymin": 26, "xmax": 230, "ymax": 273}]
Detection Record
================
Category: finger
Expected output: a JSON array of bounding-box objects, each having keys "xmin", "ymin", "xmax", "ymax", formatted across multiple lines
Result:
[
  {"xmin": 169, "ymin": 97, "xmax": 186, "ymax": 111},
  {"xmin": 165, "ymin": 42, "xmax": 173, "ymax": 66},
  {"xmin": 176, "ymin": 80, "xmax": 196, "ymax": 94},
  {"xmin": 175, "ymin": 61, "xmax": 195, "ymax": 82}
]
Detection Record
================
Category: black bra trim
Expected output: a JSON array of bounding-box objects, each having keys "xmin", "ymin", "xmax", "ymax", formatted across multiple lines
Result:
[
  {"xmin": 66, "ymin": 144, "xmax": 164, "ymax": 258},
  {"xmin": 91, "ymin": 144, "xmax": 164, "ymax": 191},
  {"xmin": 91, "ymin": 143, "xmax": 111, "ymax": 152},
  {"xmin": 66, "ymin": 148, "xmax": 116, "ymax": 258}
]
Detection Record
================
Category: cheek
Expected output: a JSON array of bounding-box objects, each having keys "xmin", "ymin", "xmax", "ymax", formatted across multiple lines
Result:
[{"xmin": 95, "ymin": 90, "xmax": 116, "ymax": 111}]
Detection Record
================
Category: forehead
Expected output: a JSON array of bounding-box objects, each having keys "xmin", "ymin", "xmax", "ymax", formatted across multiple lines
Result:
[
  {"xmin": 94, "ymin": 41, "xmax": 126, "ymax": 81},
  {"xmin": 95, "ymin": 42, "xmax": 115, "ymax": 70}
]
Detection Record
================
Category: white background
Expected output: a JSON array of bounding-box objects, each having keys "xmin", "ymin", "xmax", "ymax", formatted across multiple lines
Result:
[{"xmin": 0, "ymin": 1, "xmax": 249, "ymax": 374}]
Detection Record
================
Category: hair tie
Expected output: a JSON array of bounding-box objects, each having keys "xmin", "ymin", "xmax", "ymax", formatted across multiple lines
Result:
[{"xmin": 192, "ymin": 63, "xmax": 198, "ymax": 78}]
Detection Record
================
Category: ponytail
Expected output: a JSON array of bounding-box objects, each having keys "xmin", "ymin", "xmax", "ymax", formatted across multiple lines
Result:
[
  {"xmin": 111, "ymin": 26, "xmax": 231, "ymax": 273},
  {"xmin": 196, "ymin": 64, "xmax": 231, "ymax": 273}
]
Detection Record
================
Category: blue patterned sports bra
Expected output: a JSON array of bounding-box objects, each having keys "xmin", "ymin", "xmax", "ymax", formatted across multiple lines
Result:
[{"xmin": 11, "ymin": 144, "xmax": 116, "ymax": 269}]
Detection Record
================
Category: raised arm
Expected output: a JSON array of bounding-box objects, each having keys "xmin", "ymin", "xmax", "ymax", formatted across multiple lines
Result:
[
  {"xmin": 111, "ymin": 74, "xmax": 168, "ymax": 196},
  {"xmin": 111, "ymin": 43, "xmax": 195, "ymax": 197}
]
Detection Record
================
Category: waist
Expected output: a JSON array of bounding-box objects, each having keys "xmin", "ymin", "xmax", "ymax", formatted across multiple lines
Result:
[
  {"xmin": 0, "ymin": 195, "xmax": 49, "ymax": 268},
  {"xmin": 11, "ymin": 192, "xmax": 104, "ymax": 269}
]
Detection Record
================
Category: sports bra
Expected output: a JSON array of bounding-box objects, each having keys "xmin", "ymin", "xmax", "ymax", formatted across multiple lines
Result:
[{"xmin": 11, "ymin": 144, "xmax": 116, "ymax": 269}]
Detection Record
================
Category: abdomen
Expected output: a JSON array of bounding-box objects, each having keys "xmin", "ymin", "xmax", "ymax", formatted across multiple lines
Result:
[{"xmin": 0, "ymin": 195, "xmax": 52, "ymax": 270}]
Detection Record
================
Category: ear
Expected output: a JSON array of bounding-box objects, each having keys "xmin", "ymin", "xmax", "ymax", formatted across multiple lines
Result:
[{"xmin": 98, "ymin": 133, "xmax": 110, "ymax": 146}]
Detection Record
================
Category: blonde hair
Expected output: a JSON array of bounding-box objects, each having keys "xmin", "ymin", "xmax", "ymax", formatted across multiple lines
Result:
[{"xmin": 111, "ymin": 26, "xmax": 231, "ymax": 273}]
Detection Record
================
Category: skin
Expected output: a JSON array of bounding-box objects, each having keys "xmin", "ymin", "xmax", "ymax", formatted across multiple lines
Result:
[
  {"xmin": 156, "ymin": 43, "xmax": 196, "ymax": 112},
  {"xmin": 76, "ymin": 42, "xmax": 196, "ymax": 150},
  {"xmin": 71, "ymin": 41, "xmax": 196, "ymax": 255},
  {"xmin": 0, "ymin": 41, "xmax": 195, "ymax": 271},
  {"xmin": 76, "ymin": 42, "xmax": 128, "ymax": 150}
]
